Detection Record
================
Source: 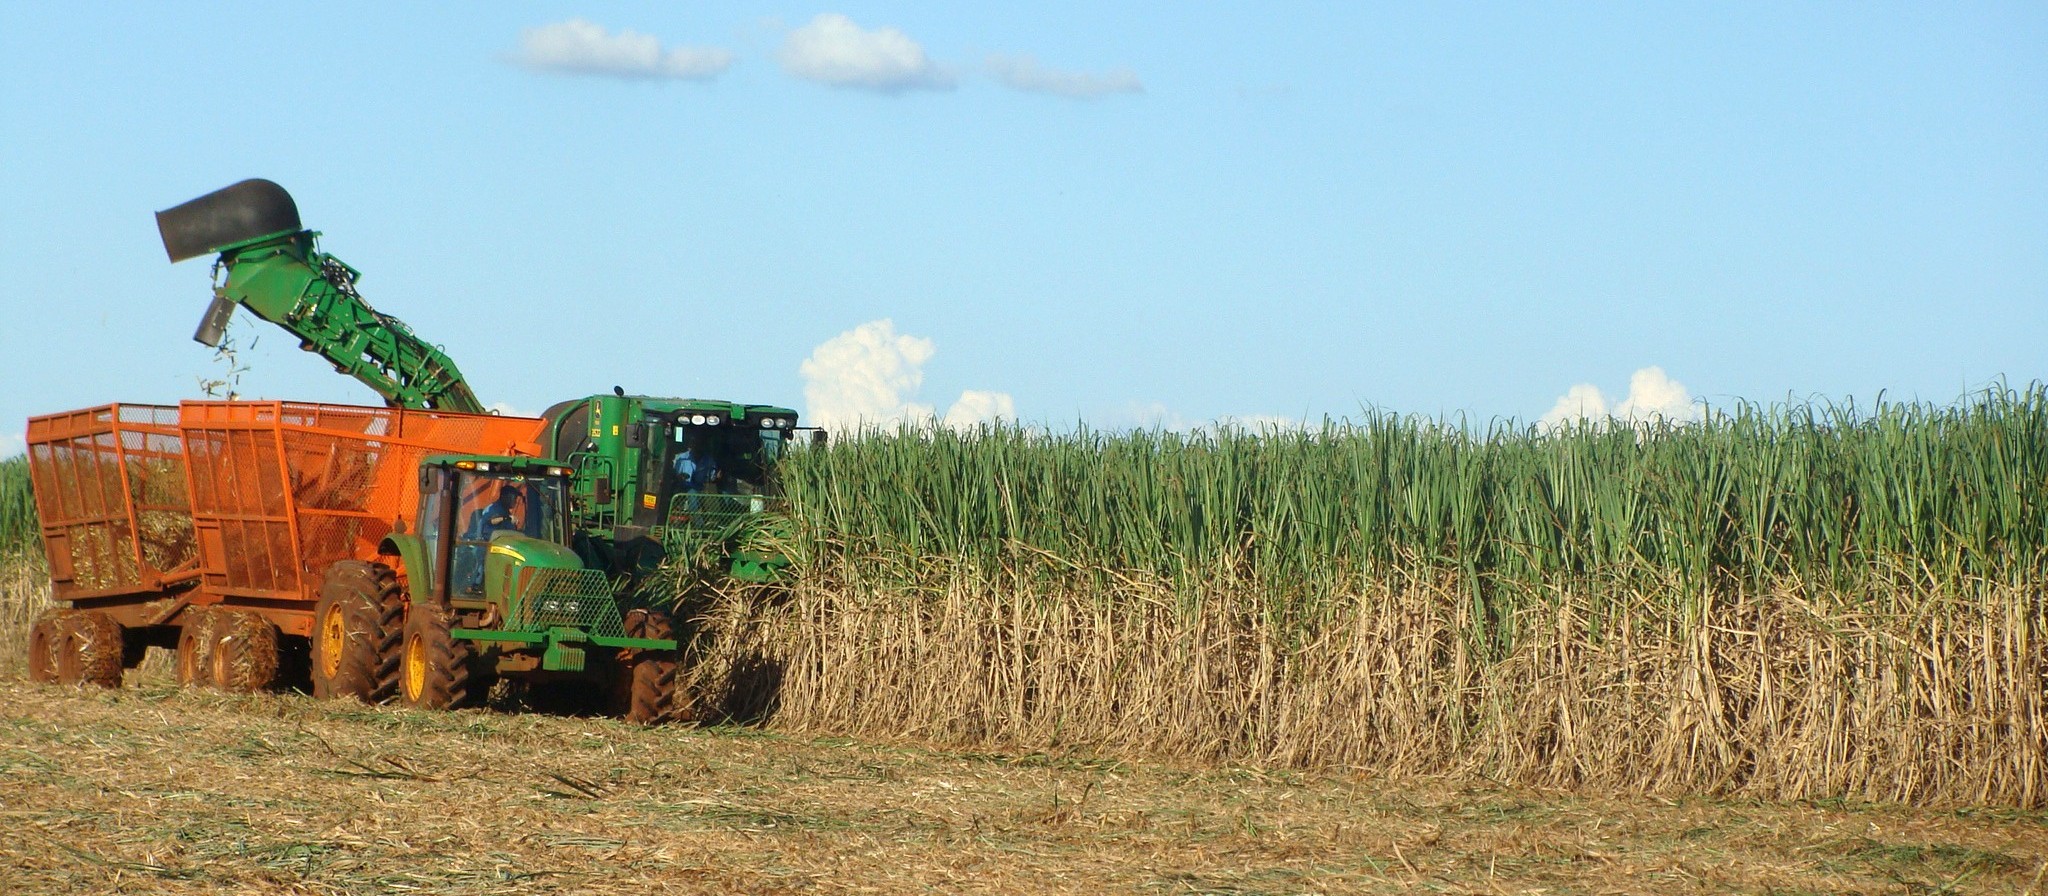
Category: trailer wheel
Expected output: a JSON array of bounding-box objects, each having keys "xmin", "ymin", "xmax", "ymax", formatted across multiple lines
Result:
[
  {"xmin": 313, "ymin": 561, "xmax": 405, "ymax": 703},
  {"xmin": 609, "ymin": 608, "xmax": 678, "ymax": 725},
  {"xmin": 58, "ymin": 612, "xmax": 125, "ymax": 688},
  {"xmin": 211, "ymin": 611, "xmax": 280, "ymax": 693},
  {"xmin": 399, "ymin": 603, "xmax": 480, "ymax": 710},
  {"xmin": 27, "ymin": 612, "xmax": 63, "ymax": 684},
  {"xmin": 176, "ymin": 609, "xmax": 218, "ymax": 687}
]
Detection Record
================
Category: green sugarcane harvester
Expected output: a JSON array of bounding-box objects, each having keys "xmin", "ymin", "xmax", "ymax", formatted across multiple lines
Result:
[{"xmin": 152, "ymin": 179, "xmax": 819, "ymax": 718}]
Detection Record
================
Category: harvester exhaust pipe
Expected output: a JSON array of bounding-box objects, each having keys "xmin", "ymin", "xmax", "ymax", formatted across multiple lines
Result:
[
  {"xmin": 157, "ymin": 179, "xmax": 303, "ymax": 346},
  {"xmin": 155, "ymin": 179, "xmax": 301, "ymax": 264}
]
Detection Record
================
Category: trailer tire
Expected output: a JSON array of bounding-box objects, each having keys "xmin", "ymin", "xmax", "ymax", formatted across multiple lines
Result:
[
  {"xmin": 609, "ymin": 608, "xmax": 678, "ymax": 725},
  {"xmin": 27, "ymin": 612, "xmax": 63, "ymax": 684},
  {"xmin": 176, "ymin": 609, "xmax": 218, "ymax": 688},
  {"xmin": 211, "ymin": 611, "xmax": 280, "ymax": 693},
  {"xmin": 399, "ymin": 603, "xmax": 479, "ymax": 710},
  {"xmin": 314, "ymin": 562, "xmax": 405, "ymax": 703},
  {"xmin": 58, "ymin": 612, "xmax": 124, "ymax": 689}
]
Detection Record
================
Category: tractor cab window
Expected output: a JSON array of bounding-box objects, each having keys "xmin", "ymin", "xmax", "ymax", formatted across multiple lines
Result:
[{"xmin": 449, "ymin": 470, "xmax": 568, "ymax": 596}]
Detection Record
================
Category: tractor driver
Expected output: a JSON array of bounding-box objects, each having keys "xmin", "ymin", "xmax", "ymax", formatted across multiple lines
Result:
[
  {"xmin": 469, "ymin": 484, "xmax": 525, "ymax": 537},
  {"xmin": 455, "ymin": 484, "xmax": 524, "ymax": 594}
]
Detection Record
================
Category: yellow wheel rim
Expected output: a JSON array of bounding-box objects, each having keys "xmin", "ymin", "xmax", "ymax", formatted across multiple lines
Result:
[
  {"xmin": 318, "ymin": 606, "xmax": 345, "ymax": 679},
  {"xmin": 403, "ymin": 633, "xmax": 427, "ymax": 702}
]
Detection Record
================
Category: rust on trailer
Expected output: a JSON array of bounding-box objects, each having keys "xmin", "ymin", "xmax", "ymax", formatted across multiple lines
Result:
[{"xmin": 28, "ymin": 400, "xmax": 545, "ymax": 638}]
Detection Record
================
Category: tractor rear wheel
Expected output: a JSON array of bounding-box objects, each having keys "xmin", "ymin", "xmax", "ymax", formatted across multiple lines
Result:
[
  {"xmin": 176, "ymin": 609, "xmax": 217, "ymax": 687},
  {"xmin": 27, "ymin": 612, "xmax": 63, "ymax": 684},
  {"xmin": 313, "ymin": 561, "xmax": 405, "ymax": 702},
  {"xmin": 609, "ymin": 608, "xmax": 679, "ymax": 725},
  {"xmin": 210, "ymin": 611, "xmax": 280, "ymax": 693},
  {"xmin": 57, "ymin": 612, "xmax": 124, "ymax": 688},
  {"xmin": 398, "ymin": 603, "xmax": 480, "ymax": 710}
]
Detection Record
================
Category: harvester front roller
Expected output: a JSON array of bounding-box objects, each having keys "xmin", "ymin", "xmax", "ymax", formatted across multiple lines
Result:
[{"xmin": 314, "ymin": 561, "xmax": 405, "ymax": 702}]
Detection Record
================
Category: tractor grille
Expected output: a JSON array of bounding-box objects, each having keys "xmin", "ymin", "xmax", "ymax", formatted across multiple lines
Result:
[{"xmin": 512, "ymin": 568, "xmax": 625, "ymax": 639}]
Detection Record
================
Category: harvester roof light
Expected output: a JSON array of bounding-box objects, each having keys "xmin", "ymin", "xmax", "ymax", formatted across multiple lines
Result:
[
  {"xmin": 475, "ymin": 462, "xmax": 493, "ymax": 472},
  {"xmin": 454, "ymin": 461, "xmax": 477, "ymax": 470}
]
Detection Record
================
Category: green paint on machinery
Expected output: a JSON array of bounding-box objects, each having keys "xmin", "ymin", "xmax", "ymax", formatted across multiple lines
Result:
[
  {"xmin": 156, "ymin": 179, "xmax": 484, "ymax": 414},
  {"xmin": 381, "ymin": 454, "xmax": 670, "ymax": 676},
  {"xmin": 156, "ymin": 180, "xmax": 822, "ymax": 596}
]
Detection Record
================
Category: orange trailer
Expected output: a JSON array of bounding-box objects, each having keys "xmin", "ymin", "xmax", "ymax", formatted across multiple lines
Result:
[{"xmin": 24, "ymin": 400, "xmax": 543, "ymax": 688}]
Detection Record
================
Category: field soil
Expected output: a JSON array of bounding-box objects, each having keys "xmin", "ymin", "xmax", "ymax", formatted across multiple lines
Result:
[{"xmin": 3, "ymin": 679, "xmax": 2046, "ymax": 895}]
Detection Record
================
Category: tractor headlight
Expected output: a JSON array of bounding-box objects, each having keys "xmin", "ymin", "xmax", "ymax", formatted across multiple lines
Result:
[
  {"xmin": 690, "ymin": 414, "xmax": 707, "ymax": 425},
  {"xmin": 706, "ymin": 415, "xmax": 721, "ymax": 425}
]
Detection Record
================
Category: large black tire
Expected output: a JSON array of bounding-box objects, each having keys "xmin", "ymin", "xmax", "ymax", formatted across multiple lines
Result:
[
  {"xmin": 176, "ymin": 608, "xmax": 217, "ymax": 688},
  {"xmin": 26, "ymin": 612, "xmax": 62, "ymax": 684},
  {"xmin": 58, "ymin": 612, "xmax": 124, "ymax": 688},
  {"xmin": 609, "ymin": 608, "xmax": 679, "ymax": 725},
  {"xmin": 211, "ymin": 610, "xmax": 280, "ymax": 693},
  {"xmin": 398, "ymin": 603, "xmax": 481, "ymax": 710},
  {"xmin": 313, "ymin": 561, "xmax": 405, "ymax": 702}
]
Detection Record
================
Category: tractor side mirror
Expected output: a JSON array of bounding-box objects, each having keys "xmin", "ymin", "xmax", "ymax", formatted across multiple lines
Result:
[{"xmin": 810, "ymin": 429, "xmax": 829, "ymax": 448}]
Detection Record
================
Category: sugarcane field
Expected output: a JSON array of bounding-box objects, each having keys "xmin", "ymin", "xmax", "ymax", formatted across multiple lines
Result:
[{"xmin": 4, "ymin": 6, "xmax": 2046, "ymax": 895}]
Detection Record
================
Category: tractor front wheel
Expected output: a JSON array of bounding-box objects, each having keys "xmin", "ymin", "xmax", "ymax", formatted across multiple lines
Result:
[{"xmin": 399, "ymin": 604, "xmax": 480, "ymax": 711}]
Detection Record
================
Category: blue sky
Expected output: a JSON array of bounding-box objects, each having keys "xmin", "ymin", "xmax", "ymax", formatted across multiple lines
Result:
[{"xmin": 2, "ymin": 3, "xmax": 2043, "ymax": 450}]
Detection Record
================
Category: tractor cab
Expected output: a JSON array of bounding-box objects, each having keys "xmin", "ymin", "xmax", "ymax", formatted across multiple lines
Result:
[{"xmin": 414, "ymin": 455, "xmax": 577, "ymax": 605}]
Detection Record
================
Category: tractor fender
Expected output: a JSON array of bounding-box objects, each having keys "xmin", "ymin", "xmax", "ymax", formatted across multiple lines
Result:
[{"xmin": 378, "ymin": 532, "xmax": 433, "ymax": 604}]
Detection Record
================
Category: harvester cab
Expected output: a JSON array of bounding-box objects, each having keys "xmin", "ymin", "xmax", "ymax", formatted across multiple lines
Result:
[{"xmin": 540, "ymin": 394, "xmax": 817, "ymax": 586}]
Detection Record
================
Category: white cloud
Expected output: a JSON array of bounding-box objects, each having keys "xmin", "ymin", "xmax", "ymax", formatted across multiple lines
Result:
[
  {"xmin": 1538, "ymin": 366, "xmax": 1702, "ymax": 430},
  {"xmin": 487, "ymin": 402, "xmax": 536, "ymax": 419},
  {"xmin": 943, "ymin": 390, "xmax": 1016, "ymax": 430},
  {"xmin": 1, "ymin": 431, "xmax": 23, "ymax": 459},
  {"xmin": 1539, "ymin": 384, "xmax": 1611, "ymax": 429},
  {"xmin": 510, "ymin": 19, "xmax": 734, "ymax": 81},
  {"xmin": 778, "ymin": 14, "xmax": 954, "ymax": 92},
  {"xmin": 799, "ymin": 319, "xmax": 1012, "ymax": 433},
  {"xmin": 986, "ymin": 54, "xmax": 1142, "ymax": 98}
]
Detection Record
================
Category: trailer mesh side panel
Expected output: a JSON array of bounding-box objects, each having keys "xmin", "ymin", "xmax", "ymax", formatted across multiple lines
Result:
[
  {"xmin": 25, "ymin": 404, "xmax": 196, "ymax": 599},
  {"xmin": 180, "ymin": 401, "xmax": 543, "ymax": 605}
]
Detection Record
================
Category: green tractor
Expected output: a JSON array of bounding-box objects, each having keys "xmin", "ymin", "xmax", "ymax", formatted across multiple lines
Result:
[{"xmin": 315, "ymin": 454, "xmax": 681, "ymax": 721}]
